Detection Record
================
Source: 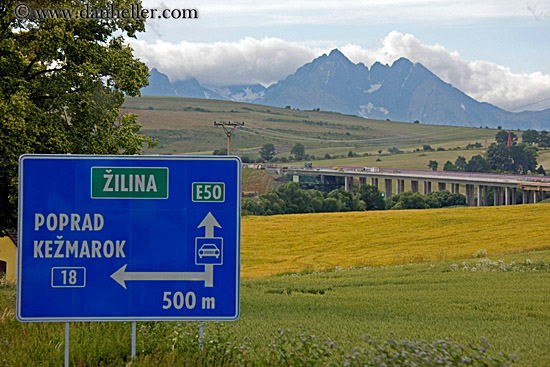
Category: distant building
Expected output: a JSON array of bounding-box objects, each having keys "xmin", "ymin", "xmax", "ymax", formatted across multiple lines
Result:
[{"xmin": 0, "ymin": 230, "xmax": 17, "ymax": 281}]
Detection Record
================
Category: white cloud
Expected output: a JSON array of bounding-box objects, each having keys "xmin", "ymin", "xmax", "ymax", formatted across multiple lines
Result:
[
  {"xmin": 129, "ymin": 32, "xmax": 550, "ymax": 111},
  {"xmin": 130, "ymin": 37, "xmax": 317, "ymax": 86}
]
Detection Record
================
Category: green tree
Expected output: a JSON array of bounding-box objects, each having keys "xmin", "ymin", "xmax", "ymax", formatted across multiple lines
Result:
[
  {"xmin": 387, "ymin": 192, "xmax": 431, "ymax": 210},
  {"xmin": 259, "ymin": 143, "xmax": 276, "ymax": 161},
  {"xmin": 509, "ymin": 144, "xmax": 538, "ymax": 174},
  {"xmin": 454, "ymin": 156, "xmax": 467, "ymax": 171},
  {"xmin": 495, "ymin": 130, "xmax": 517, "ymax": 145},
  {"xmin": 276, "ymin": 182, "xmax": 314, "ymax": 214},
  {"xmin": 327, "ymin": 188, "xmax": 357, "ymax": 211},
  {"xmin": 388, "ymin": 147, "xmax": 403, "ymax": 154},
  {"xmin": 465, "ymin": 155, "xmax": 490, "ymax": 173},
  {"xmin": 428, "ymin": 160, "xmax": 438, "ymax": 171},
  {"xmin": 427, "ymin": 191, "xmax": 466, "ymax": 207},
  {"xmin": 242, "ymin": 198, "xmax": 262, "ymax": 215},
  {"xmin": 522, "ymin": 130, "xmax": 540, "ymax": 146},
  {"xmin": 322, "ymin": 197, "xmax": 341, "ymax": 212},
  {"xmin": 487, "ymin": 143, "xmax": 538, "ymax": 174},
  {"xmin": 539, "ymin": 131, "xmax": 550, "ymax": 147},
  {"xmin": 291, "ymin": 143, "xmax": 306, "ymax": 160},
  {"xmin": 443, "ymin": 161, "xmax": 458, "ymax": 171},
  {"xmin": 358, "ymin": 185, "xmax": 385, "ymax": 210},
  {"xmin": 487, "ymin": 143, "xmax": 513, "ymax": 172},
  {"xmin": 306, "ymin": 189, "xmax": 324, "ymax": 212},
  {"xmin": 213, "ymin": 148, "xmax": 227, "ymax": 155},
  {"xmin": 259, "ymin": 191, "xmax": 286, "ymax": 215},
  {"xmin": 0, "ymin": 0, "xmax": 155, "ymax": 230}
]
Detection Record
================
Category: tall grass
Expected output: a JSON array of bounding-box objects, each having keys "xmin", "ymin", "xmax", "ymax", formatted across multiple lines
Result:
[
  {"xmin": 241, "ymin": 204, "xmax": 550, "ymax": 277},
  {"xmin": 5, "ymin": 254, "xmax": 546, "ymax": 365}
]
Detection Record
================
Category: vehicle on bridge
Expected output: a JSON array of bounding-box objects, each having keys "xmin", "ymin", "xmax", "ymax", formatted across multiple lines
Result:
[{"xmin": 362, "ymin": 167, "xmax": 380, "ymax": 173}]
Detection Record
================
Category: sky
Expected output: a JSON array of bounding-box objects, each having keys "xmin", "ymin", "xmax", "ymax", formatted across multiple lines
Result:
[{"xmin": 128, "ymin": 0, "xmax": 550, "ymax": 112}]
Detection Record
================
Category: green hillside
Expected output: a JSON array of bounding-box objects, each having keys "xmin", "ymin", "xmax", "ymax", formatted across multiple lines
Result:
[{"xmin": 123, "ymin": 96, "xmax": 497, "ymax": 159}]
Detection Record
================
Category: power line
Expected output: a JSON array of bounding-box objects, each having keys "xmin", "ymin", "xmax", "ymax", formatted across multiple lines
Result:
[
  {"xmin": 508, "ymin": 97, "xmax": 550, "ymax": 112},
  {"xmin": 214, "ymin": 121, "xmax": 244, "ymax": 155}
]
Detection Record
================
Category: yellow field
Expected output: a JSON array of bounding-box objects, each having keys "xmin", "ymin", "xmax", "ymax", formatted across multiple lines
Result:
[{"xmin": 241, "ymin": 203, "xmax": 550, "ymax": 278}]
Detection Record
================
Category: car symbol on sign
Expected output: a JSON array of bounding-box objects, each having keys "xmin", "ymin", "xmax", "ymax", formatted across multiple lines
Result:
[{"xmin": 198, "ymin": 243, "xmax": 221, "ymax": 259}]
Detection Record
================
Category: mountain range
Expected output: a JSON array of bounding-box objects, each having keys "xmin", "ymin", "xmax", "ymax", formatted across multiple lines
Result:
[{"xmin": 141, "ymin": 49, "xmax": 550, "ymax": 130}]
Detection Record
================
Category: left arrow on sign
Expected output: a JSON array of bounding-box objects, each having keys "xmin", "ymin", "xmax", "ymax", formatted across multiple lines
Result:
[{"xmin": 111, "ymin": 264, "xmax": 213, "ymax": 289}]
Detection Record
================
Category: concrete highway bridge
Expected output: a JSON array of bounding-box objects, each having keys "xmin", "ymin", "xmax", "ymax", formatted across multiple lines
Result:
[{"xmin": 276, "ymin": 165, "xmax": 550, "ymax": 207}]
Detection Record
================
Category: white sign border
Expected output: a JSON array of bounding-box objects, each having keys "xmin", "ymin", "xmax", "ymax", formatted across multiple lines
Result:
[{"xmin": 17, "ymin": 154, "xmax": 241, "ymax": 322}]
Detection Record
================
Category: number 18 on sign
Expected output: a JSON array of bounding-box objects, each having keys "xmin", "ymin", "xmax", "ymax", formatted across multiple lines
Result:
[{"xmin": 17, "ymin": 155, "xmax": 241, "ymax": 322}]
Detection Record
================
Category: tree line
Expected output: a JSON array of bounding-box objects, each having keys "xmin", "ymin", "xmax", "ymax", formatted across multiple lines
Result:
[
  {"xmin": 242, "ymin": 182, "xmax": 466, "ymax": 216},
  {"xmin": 432, "ymin": 130, "xmax": 545, "ymax": 175}
]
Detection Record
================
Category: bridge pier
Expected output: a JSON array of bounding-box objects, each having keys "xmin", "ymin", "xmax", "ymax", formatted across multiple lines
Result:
[
  {"xmin": 465, "ymin": 184, "xmax": 475, "ymax": 206},
  {"xmin": 359, "ymin": 177, "xmax": 367, "ymax": 186},
  {"xmin": 423, "ymin": 181, "xmax": 431, "ymax": 195},
  {"xmin": 370, "ymin": 178, "xmax": 378, "ymax": 187},
  {"xmin": 494, "ymin": 187, "xmax": 506, "ymax": 206},
  {"xmin": 411, "ymin": 180, "xmax": 419, "ymax": 193},
  {"xmin": 396, "ymin": 179, "xmax": 405, "ymax": 194},
  {"xmin": 505, "ymin": 187, "xmax": 512, "ymax": 206},
  {"xmin": 523, "ymin": 190, "xmax": 529, "ymax": 204},
  {"xmin": 477, "ymin": 185, "xmax": 483, "ymax": 207},
  {"xmin": 451, "ymin": 183, "xmax": 459, "ymax": 193},
  {"xmin": 512, "ymin": 188, "xmax": 517, "ymax": 205},
  {"xmin": 438, "ymin": 182, "xmax": 447, "ymax": 191},
  {"xmin": 344, "ymin": 176, "xmax": 354, "ymax": 192},
  {"xmin": 533, "ymin": 191, "xmax": 539, "ymax": 203},
  {"xmin": 385, "ymin": 179, "xmax": 393, "ymax": 199}
]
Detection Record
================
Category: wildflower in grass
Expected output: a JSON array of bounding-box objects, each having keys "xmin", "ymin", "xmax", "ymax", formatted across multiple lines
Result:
[{"xmin": 449, "ymin": 258, "xmax": 550, "ymax": 273}]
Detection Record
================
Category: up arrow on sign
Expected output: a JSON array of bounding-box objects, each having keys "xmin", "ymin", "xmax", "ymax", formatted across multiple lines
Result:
[
  {"xmin": 110, "ymin": 212, "xmax": 222, "ymax": 289},
  {"xmin": 198, "ymin": 212, "xmax": 221, "ymax": 238}
]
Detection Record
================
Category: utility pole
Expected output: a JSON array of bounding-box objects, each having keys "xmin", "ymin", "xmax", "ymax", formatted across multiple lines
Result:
[{"xmin": 214, "ymin": 121, "xmax": 244, "ymax": 155}]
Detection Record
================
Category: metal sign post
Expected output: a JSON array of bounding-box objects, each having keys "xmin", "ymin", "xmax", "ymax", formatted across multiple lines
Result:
[
  {"xmin": 65, "ymin": 323, "xmax": 69, "ymax": 367},
  {"xmin": 132, "ymin": 321, "xmax": 136, "ymax": 359}
]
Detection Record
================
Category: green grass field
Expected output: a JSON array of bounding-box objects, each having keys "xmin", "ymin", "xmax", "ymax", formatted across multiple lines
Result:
[
  {"xmin": 1, "ymin": 252, "xmax": 548, "ymax": 366},
  {"xmin": 306, "ymin": 148, "xmax": 486, "ymax": 170},
  {"xmin": 123, "ymin": 96, "xmax": 497, "ymax": 159},
  {"xmin": 2, "ymin": 204, "xmax": 550, "ymax": 366}
]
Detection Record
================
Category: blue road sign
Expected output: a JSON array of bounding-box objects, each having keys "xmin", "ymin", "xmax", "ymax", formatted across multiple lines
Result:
[{"xmin": 17, "ymin": 155, "xmax": 241, "ymax": 322}]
